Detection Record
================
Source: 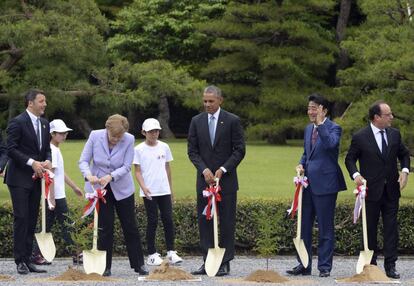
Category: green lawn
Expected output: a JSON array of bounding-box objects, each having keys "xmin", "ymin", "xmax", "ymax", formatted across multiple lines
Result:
[{"xmin": 1, "ymin": 140, "xmax": 413, "ymax": 206}]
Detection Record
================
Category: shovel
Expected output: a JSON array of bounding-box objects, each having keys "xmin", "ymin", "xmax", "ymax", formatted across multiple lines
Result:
[
  {"xmin": 292, "ymin": 172, "xmax": 309, "ymax": 268},
  {"xmin": 35, "ymin": 176, "xmax": 56, "ymax": 262},
  {"xmin": 205, "ymin": 179, "xmax": 225, "ymax": 277},
  {"xmin": 83, "ymin": 191, "xmax": 106, "ymax": 275},
  {"xmin": 356, "ymin": 180, "xmax": 373, "ymax": 274}
]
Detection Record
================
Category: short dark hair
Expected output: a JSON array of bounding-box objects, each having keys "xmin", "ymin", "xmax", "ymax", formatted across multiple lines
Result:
[
  {"xmin": 308, "ymin": 93, "xmax": 329, "ymax": 111},
  {"xmin": 368, "ymin": 100, "xmax": 386, "ymax": 121},
  {"xmin": 204, "ymin": 85, "xmax": 222, "ymax": 98},
  {"xmin": 25, "ymin": 89, "xmax": 45, "ymax": 107}
]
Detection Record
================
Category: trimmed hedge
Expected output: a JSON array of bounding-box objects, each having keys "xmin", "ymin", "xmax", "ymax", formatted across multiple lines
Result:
[{"xmin": 1, "ymin": 199, "xmax": 414, "ymax": 257}]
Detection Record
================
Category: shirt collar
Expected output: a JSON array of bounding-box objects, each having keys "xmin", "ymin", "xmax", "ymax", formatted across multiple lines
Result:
[
  {"xmin": 313, "ymin": 117, "xmax": 327, "ymax": 128},
  {"xmin": 208, "ymin": 107, "xmax": 221, "ymax": 119},
  {"xmin": 26, "ymin": 109, "xmax": 38, "ymax": 121},
  {"xmin": 370, "ymin": 122, "xmax": 385, "ymax": 134}
]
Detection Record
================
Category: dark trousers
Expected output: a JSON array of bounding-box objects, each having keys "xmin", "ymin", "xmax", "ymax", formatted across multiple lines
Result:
[
  {"xmin": 33, "ymin": 198, "xmax": 74, "ymax": 255},
  {"xmin": 197, "ymin": 191, "xmax": 237, "ymax": 264},
  {"xmin": 98, "ymin": 187, "xmax": 144, "ymax": 270},
  {"xmin": 300, "ymin": 188, "xmax": 337, "ymax": 272},
  {"xmin": 366, "ymin": 187, "xmax": 399, "ymax": 269},
  {"xmin": 9, "ymin": 183, "xmax": 41, "ymax": 264},
  {"xmin": 143, "ymin": 195, "xmax": 175, "ymax": 254}
]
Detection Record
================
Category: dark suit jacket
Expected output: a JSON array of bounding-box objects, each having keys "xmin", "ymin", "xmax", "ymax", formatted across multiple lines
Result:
[
  {"xmin": 345, "ymin": 125, "xmax": 410, "ymax": 202},
  {"xmin": 0, "ymin": 133, "xmax": 8, "ymax": 172},
  {"xmin": 188, "ymin": 109, "xmax": 245, "ymax": 194},
  {"xmin": 5, "ymin": 111, "xmax": 51, "ymax": 188},
  {"xmin": 300, "ymin": 119, "xmax": 346, "ymax": 195}
]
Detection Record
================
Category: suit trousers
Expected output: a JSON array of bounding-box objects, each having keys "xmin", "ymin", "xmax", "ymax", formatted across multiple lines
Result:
[
  {"xmin": 300, "ymin": 187, "xmax": 337, "ymax": 272},
  {"xmin": 98, "ymin": 186, "xmax": 144, "ymax": 270},
  {"xmin": 9, "ymin": 183, "xmax": 41, "ymax": 264},
  {"xmin": 197, "ymin": 191, "xmax": 237, "ymax": 264},
  {"xmin": 366, "ymin": 186, "xmax": 399, "ymax": 268},
  {"xmin": 143, "ymin": 195, "xmax": 175, "ymax": 254}
]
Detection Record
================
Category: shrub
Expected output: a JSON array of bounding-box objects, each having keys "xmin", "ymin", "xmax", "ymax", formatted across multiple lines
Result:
[{"xmin": 0, "ymin": 199, "xmax": 413, "ymax": 257}]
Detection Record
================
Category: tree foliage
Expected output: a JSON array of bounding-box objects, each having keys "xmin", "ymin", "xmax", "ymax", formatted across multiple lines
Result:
[
  {"xmin": 198, "ymin": 0, "xmax": 338, "ymax": 143},
  {"xmin": 336, "ymin": 0, "xmax": 414, "ymax": 151}
]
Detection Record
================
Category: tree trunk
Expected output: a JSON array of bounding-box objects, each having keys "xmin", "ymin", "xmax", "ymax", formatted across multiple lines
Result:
[
  {"xmin": 72, "ymin": 117, "xmax": 92, "ymax": 138},
  {"xmin": 157, "ymin": 94, "xmax": 175, "ymax": 139},
  {"xmin": 336, "ymin": 0, "xmax": 352, "ymax": 72}
]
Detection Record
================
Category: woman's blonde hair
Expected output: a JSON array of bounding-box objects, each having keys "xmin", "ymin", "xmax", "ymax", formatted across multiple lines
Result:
[{"xmin": 105, "ymin": 114, "xmax": 129, "ymax": 136}]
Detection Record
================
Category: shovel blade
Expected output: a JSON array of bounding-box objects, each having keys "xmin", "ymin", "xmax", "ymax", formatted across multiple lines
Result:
[
  {"xmin": 35, "ymin": 232, "xmax": 56, "ymax": 262},
  {"xmin": 293, "ymin": 238, "xmax": 309, "ymax": 268},
  {"xmin": 83, "ymin": 249, "xmax": 107, "ymax": 275},
  {"xmin": 356, "ymin": 250, "xmax": 374, "ymax": 274},
  {"xmin": 205, "ymin": 247, "xmax": 225, "ymax": 277}
]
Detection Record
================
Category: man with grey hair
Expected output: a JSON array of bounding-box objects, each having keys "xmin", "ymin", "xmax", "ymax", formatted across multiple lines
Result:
[{"xmin": 188, "ymin": 85, "xmax": 245, "ymax": 276}]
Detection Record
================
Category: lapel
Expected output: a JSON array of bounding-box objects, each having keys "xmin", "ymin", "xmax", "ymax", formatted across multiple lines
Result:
[
  {"xmin": 39, "ymin": 118, "xmax": 48, "ymax": 151},
  {"xmin": 99, "ymin": 130, "xmax": 111, "ymax": 157},
  {"xmin": 213, "ymin": 111, "xmax": 226, "ymax": 148},
  {"xmin": 23, "ymin": 112, "xmax": 40, "ymax": 150},
  {"xmin": 307, "ymin": 124, "xmax": 316, "ymax": 158},
  {"xmin": 366, "ymin": 126, "xmax": 384, "ymax": 161},
  {"xmin": 384, "ymin": 127, "xmax": 392, "ymax": 158},
  {"xmin": 201, "ymin": 113, "xmax": 213, "ymax": 149},
  {"xmin": 110, "ymin": 136, "xmax": 125, "ymax": 157}
]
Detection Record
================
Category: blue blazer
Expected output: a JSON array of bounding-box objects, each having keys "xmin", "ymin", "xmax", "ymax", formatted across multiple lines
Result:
[{"xmin": 299, "ymin": 118, "xmax": 346, "ymax": 195}]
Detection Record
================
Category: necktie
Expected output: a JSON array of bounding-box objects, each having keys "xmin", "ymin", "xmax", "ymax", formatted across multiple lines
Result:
[
  {"xmin": 36, "ymin": 118, "xmax": 41, "ymax": 149},
  {"xmin": 380, "ymin": 130, "xmax": 387, "ymax": 156},
  {"xmin": 311, "ymin": 127, "xmax": 318, "ymax": 147},
  {"xmin": 209, "ymin": 115, "xmax": 215, "ymax": 145}
]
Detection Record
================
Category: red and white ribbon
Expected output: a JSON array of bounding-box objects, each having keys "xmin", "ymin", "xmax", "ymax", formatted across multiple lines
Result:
[
  {"xmin": 287, "ymin": 176, "xmax": 308, "ymax": 218},
  {"xmin": 82, "ymin": 188, "xmax": 107, "ymax": 218},
  {"xmin": 32, "ymin": 170, "xmax": 55, "ymax": 210},
  {"xmin": 202, "ymin": 183, "xmax": 222, "ymax": 220},
  {"xmin": 353, "ymin": 184, "xmax": 367, "ymax": 224}
]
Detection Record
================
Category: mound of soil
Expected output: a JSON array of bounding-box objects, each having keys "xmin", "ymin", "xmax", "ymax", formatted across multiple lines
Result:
[
  {"xmin": 337, "ymin": 265, "xmax": 392, "ymax": 283},
  {"xmin": 50, "ymin": 267, "xmax": 113, "ymax": 281},
  {"xmin": 147, "ymin": 261, "xmax": 195, "ymax": 281},
  {"xmin": 0, "ymin": 274, "xmax": 14, "ymax": 281},
  {"xmin": 244, "ymin": 270, "xmax": 289, "ymax": 283}
]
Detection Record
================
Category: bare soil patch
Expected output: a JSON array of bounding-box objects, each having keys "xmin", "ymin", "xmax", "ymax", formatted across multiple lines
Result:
[
  {"xmin": 337, "ymin": 265, "xmax": 393, "ymax": 283},
  {"xmin": 49, "ymin": 267, "xmax": 115, "ymax": 281},
  {"xmin": 147, "ymin": 261, "xmax": 195, "ymax": 281},
  {"xmin": 245, "ymin": 270, "xmax": 289, "ymax": 283}
]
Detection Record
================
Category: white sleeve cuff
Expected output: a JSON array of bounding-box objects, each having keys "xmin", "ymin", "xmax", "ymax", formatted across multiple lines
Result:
[
  {"xmin": 352, "ymin": 172, "xmax": 361, "ymax": 179},
  {"xmin": 402, "ymin": 168, "xmax": 410, "ymax": 174},
  {"xmin": 220, "ymin": 166, "xmax": 227, "ymax": 173},
  {"xmin": 27, "ymin": 158, "xmax": 34, "ymax": 167}
]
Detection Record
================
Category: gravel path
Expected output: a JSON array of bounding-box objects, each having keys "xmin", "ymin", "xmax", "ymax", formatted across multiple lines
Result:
[{"xmin": 0, "ymin": 256, "xmax": 413, "ymax": 285}]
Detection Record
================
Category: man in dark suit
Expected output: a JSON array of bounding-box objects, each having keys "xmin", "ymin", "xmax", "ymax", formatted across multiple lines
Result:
[
  {"xmin": 188, "ymin": 85, "xmax": 245, "ymax": 276},
  {"xmin": 345, "ymin": 100, "xmax": 410, "ymax": 279},
  {"xmin": 5, "ymin": 89, "xmax": 52, "ymax": 274},
  {"xmin": 0, "ymin": 132, "xmax": 8, "ymax": 176},
  {"xmin": 287, "ymin": 94, "xmax": 346, "ymax": 278}
]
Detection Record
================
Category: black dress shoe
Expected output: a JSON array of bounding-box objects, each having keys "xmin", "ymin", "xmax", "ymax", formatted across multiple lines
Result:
[
  {"xmin": 191, "ymin": 264, "xmax": 206, "ymax": 275},
  {"xmin": 25, "ymin": 262, "xmax": 47, "ymax": 273},
  {"xmin": 135, "ymin": 265, "xmax": 149, "ymax": 275},
  {"xmin": 385, "ymin": 267, "xmax": 400, "ymax": 279},
  {"xmin": 286, "ymin": 264, "xmax": 311, "ymax": 276},
  {"xmin": 17, "ymin": 262, "xmax": 29, "ymax": 275},
  {"xmin": 103, "ymin": 269, "xmax": 111, "ymax": 277},
  {"xmin": 216, "ymin": 262, "xmax": 230, "ymax": 276},
  {"xmin": 319, "ymin": 270, "xmax": 330, "ymax": 277}
]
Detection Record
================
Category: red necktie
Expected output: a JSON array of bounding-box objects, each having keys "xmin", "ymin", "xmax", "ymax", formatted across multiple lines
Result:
[{"xmin": 311, "ymin": 127, "xmax": 318, "ymax": 147}]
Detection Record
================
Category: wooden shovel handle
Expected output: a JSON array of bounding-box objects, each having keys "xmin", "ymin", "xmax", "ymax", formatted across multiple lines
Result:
[{"xmin": 361, "ymin": 180, "xmax": 369, "ymax": 251}]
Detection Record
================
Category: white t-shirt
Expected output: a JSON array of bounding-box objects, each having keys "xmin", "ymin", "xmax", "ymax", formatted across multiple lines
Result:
[
  {"xmin": 51, "ymin": 144, "xmax": 66, "ymax": 199},
  {"xmin": 133, "ymin": 141, "xmax": 173, "ymax": 197}
]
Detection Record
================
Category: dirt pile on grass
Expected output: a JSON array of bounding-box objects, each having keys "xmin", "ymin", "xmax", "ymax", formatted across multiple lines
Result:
[
  {"xmin": 244, "ymin": 270, "xmax": 289, "ymax": 283},
  {"xmin": 50, "ymin": 267, "xmax": 112, "ymax": 281},
  {"xmin": 337, "ymin": 265, "xmax": 392, "ymax": 283},
  {"xmin": 147, "ymin": 261, "xmax": 195, "ymax": 281}
]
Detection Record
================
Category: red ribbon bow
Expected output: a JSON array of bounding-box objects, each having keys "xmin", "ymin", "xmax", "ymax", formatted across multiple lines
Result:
[
  {"xmin": 82, "ymin": 188, "xmax": 107, "ymax": 218},
  {"xmin": 287, "ymin": 176, "xmax": 308, "ymax": 218},
  {"xmin": 202, "ymin": 184, "xmax": 222, "ymax": 220},
  {"xmin": 32, "ymin": 170, "xmax": 54, "ymax": 209}
]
